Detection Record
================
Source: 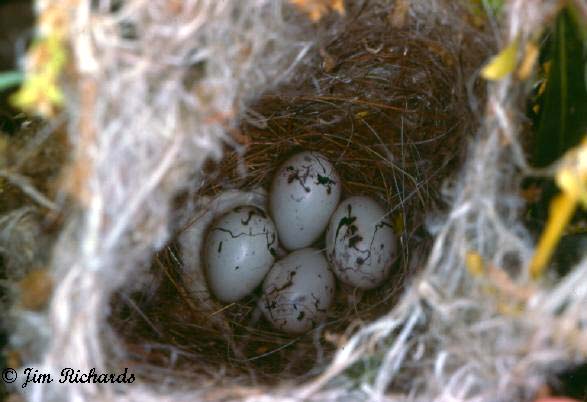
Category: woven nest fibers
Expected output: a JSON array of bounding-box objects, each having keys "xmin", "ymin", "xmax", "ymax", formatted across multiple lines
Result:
[{"xmin": 110, "ymin": 3, "xmax": 493, "ymax": 388}]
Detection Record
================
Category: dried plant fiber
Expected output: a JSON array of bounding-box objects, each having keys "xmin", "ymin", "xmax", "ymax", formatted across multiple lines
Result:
[{"xmin": 3, "ymin": 0, "xmax": 586, "ymax": 402}]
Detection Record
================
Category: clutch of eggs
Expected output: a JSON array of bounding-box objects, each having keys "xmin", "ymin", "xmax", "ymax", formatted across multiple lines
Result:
[
  {"xmin": 270, "ymin": 151, "xmax": 341, "ymax": 250},
  {"xmin": 261, "ymin": 248, "xmax": 335, "ymax": 334},
  {"xmin": 204, "ymin": 206, "xmax": 278, "ymax": 303},
  {"xmin": 325, "ymin": 196, "xmax": 397, "ymax": 289},
  {"xmin": 201, "ymin": 150, "xmax": 398, "ymax": 334}
]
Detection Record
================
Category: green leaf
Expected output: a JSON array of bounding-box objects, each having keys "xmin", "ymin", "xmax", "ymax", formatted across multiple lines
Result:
[
  {"xmin": 568, "ymin": 0, "xmax": 587, "ymax": 43},
  {"xmin": 0, "ymin": 71, "xmax": 23, "ymax": 91},
  {"xmin": 533, "ymin": 8, "xmax": 587, "ymax": 167}
]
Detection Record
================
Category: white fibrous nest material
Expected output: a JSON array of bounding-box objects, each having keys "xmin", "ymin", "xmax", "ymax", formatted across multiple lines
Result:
[{"xmin": 5, "ymin": 0, "xmax": 587, "ymax": 401}]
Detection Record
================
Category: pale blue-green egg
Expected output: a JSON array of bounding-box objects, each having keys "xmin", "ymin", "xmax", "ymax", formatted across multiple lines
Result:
[
  {"xmin": 270, "ymin": 151, "xmax": 341, "ymax": 250},
  {"xmin": 261, "ymin": 248, "xmax": 335, "ymax": 334},
  {"xmin": 205, "ymin": 206, "xmax": 278, "ymax": 303}
]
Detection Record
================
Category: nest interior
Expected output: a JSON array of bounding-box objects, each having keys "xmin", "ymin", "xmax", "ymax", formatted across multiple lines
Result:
[{"xmin": 110, "ymin": 2, "xmax": 491, "ymax": 387}]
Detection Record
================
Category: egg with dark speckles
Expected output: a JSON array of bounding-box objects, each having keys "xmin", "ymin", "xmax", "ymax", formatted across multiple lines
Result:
[
  {"xmin": 261, "ymin": 248, "xmax": 335, "ymax": 334},
  {"xmin": 325, "ymin": 196, "xmax": 397, "ymax": 289},
  {"xmin": 270, "ymin": 151, "xmax": 341, "ymax": 250},
  {"xmin": 205, "ymin": 206, "xmax": 278, "ymax": 303}
]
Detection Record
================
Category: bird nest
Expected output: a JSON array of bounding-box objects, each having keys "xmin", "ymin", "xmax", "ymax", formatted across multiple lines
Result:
[
  {"xmin": 7, "ymin": 0, "xmax": 587, "ymax": 400},
  {"xmin": 109, "ymin": 2, "xmax": 492, "ymax": 387}
]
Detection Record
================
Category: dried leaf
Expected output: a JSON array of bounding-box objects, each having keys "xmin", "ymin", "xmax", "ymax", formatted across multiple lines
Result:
[
  {"xmin": 19, "ymin": 269, "xmax": 53, "ymax": 310},
  {"xmin": 389, "ymin": 0, "xmax": 410, "ymax": 28},
  {"xmin": 290, "ymin": 0, "xmax": 345, "ymax": 22},
  {"xmin": 517, "ymin": 41, "xmax": 540, "ymax": 80}
]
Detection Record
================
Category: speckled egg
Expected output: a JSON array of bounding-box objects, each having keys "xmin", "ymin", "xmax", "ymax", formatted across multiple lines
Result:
[
  {"xmin": 325, "ymin": 196, "xmax": 397, "ymax": 289},
  {"xmin": 261, "ymin": 248, "xmax": 335, "ymax": 334},
  {"xmin": 270, "ymin": 151, "xmax": 341, "ymax": 250},
  {"xmin": 205, "ymin": 206, "xmax": 278, "ymax": 303}
]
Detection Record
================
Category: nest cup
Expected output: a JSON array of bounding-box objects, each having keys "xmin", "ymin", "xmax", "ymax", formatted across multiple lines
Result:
[{"xmin": 110, "ymin": 1, "xmax": 491, "ymax": 390}]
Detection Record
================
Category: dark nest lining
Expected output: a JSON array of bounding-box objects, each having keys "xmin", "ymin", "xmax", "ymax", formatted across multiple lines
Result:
[{"xmin": 111, "ymin": 3, "xmax": 492, "ymax": 386}]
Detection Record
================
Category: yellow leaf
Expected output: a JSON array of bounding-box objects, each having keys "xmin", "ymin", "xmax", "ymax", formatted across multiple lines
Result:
[
  {"xmin": 557, "ymin": 167, "xmax": 581, "ymax": 198},
  {"xmin": 481, "ymin": 39, "xmax": 519, "ymax": 80},
  {"xmin": 530, "ymin": 139, "xmax": 587, "ymax": 278},
  {"xmin": 529, "ymin": 193, "xmax": 577, "ymax": 279},
  {"xmin": 10, "ymin": 34, "xmax": 67, "ymax": 116},
  {"xmin": 46, "ymin": 84, "xmax": 64, "ymax": 105},
  {"xmin": 465, "ymin": 251, "xmax": 485, "ymax": 277},
  {"xmin": 556, "ymin": 139, "xmax": 587, "ymax": 206},
  {"xmin": 10, "ymin": 73, "xmax": 63, "ymax": 116},
  {"xmin": 45, "ymin": 36, "xmax": 67, "ymax": 75},
  {"xmin": 10, "ymin": 87, "xmax": 32, "ymax": 108}
]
